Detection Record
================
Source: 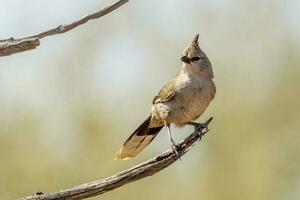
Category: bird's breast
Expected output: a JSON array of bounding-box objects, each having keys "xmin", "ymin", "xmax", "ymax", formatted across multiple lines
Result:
[
  {"xmin": 171, "ymin": 75, "xmax": 215, "ymax": 123},
  {"xmin": 150, "ymin": 74, "xmax": 215, "ymax": 126}
]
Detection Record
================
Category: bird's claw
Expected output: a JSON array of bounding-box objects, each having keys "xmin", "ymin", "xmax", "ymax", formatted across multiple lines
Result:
[
  {"xmin": 196, "ymin": 123, "xmax": 208, "ymax": 132},
  {"xmin": 171, "ymin": 144, "xmax": 181, "ymax": 160},
  {"xmin": 187, "ymin": 120, "xmax": 211, "ymax": 141},
  {"xmin": 195, "ymin": 123, "xmax": 210, "ymax": 141}
]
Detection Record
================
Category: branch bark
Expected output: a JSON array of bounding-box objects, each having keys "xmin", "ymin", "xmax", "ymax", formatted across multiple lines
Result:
[
  {"xmin": 20, "ymin": 117, "xmax": 213, "ymax": 200},
  {"xmin": 0, "ymin": 0, "xmax": 129, "ymax": 57}
]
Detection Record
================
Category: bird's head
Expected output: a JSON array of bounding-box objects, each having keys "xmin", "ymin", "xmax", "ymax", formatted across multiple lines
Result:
[{"xmin": 181, "ymin": 34, "xmax": 213, "ymax": 78}]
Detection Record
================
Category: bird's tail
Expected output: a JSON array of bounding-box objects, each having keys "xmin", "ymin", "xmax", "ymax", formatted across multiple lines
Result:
[{"xmin": 115, "ymin": 116, "xmax": 163, "ymax": 160}]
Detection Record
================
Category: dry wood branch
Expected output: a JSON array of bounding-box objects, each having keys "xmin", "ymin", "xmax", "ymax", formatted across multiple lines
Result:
[
  {"xmin": 0, "ymin": 0, "xmax": 129, "ymax": 57},
  {"xmin": 20, "ymin": 117, "xmax": 213, "ymax": 200},
  {"xmin": 0, "ymin": 38, "xmax": 40, "ymax": 57}
]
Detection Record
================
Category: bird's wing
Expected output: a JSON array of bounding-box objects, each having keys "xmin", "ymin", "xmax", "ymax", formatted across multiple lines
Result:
[{"xmin": 152, "ymin": 78, "xmax": 177, "ymax": 104}]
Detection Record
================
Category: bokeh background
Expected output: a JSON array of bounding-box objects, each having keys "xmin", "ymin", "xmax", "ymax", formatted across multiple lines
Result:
[{"xmin": 1, "ymin": 0, "xmax": 300, "ymax": 199}]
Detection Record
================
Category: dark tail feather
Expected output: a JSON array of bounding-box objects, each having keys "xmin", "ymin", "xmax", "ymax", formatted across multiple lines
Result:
[{"xmin": 115, "ymin": 116, "xmax": 163, "ymax": 160}]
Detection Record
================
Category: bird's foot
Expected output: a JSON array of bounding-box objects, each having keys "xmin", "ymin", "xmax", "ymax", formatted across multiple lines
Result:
[
  {"xmin": 187, "ymin": 117, "xmax": 213, "ymax": 140},
  {"xmin": 188, "ymin": 122, "xmax": 208, "ymax": 132},
  {"xmin": 194, "ymin": 123, "xmax": 206, "ymax": 141},
  {"xmin": 171, "ymin": 143, "xmax": 181, "ymax": 160}
]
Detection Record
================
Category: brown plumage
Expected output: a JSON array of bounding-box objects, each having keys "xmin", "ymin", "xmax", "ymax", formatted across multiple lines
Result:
[
  {"xmin": 115, "ymin": 117, "xmax": 163, "ymax": 160},
  {"xmin": 116, "ymin": 34, "xmax": 216, "ymax": 160}
]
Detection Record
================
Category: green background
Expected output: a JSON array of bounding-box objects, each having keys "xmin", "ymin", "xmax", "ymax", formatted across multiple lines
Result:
[{"xmin": 0, "ymin": 0, "xmax": 299, "ymax": 199}]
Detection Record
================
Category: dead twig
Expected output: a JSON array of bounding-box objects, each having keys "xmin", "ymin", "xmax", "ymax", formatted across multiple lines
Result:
[
  {"xmin": 0, "ymin": 0, "xmax": 129, "ymax": 57},
  {"xmin": 20, "ymin": 117, "xmax": 213, "ymax": 200}
]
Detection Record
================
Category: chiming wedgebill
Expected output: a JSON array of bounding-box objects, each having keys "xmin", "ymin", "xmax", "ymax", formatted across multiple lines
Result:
[{"xmin": 116, "ymin": 34, "xmax": 216, "ymax": 160}]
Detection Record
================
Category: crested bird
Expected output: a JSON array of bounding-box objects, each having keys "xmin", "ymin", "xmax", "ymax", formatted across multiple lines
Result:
[{"xmin": 116, "ymin": 34, "xmax": 216, "ymax": 160}]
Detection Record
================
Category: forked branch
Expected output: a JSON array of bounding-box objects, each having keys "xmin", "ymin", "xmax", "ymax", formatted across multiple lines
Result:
[
  {"xmin": 0, "ymin": 0, "xmax": 129, "ymax": 57},
  {"xmin": 20, "ymin": 117, "xmax": 213, "ymax": 200}
]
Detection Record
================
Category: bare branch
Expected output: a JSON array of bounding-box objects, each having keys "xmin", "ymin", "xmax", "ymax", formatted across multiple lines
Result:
[
  {"xmin": 0, "ymin": 38, "xmax": 40, "ymax": 57},
  {"xmin": 20, "ymin": 118, "xmax": 213, "ymax": 200},
  {"xmin": 0, "ymin": 0, "xmax": 129, "ymax": 57},
  {"xmin": 28, "ymin": 0, "xmax": 129, "ymax": 39}
]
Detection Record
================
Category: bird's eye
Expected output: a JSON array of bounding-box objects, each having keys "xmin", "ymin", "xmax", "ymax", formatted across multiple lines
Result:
[{"xmin": 191, "ymin": 57, "xmax": 200, "ymax": 61}]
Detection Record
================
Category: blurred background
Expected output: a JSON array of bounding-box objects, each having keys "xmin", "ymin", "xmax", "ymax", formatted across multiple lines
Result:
[{"xmin": 0, "ymin": 0, "xmax": 300, "ymax": 199}]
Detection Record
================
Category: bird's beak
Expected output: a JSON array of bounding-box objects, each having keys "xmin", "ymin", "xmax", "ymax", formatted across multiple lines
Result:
[{"xmin": 181, "ymin": 56, "xmax": 190, "ymax": 64}]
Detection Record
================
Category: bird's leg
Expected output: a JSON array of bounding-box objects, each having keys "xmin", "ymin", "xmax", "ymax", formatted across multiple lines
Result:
[
  {"xmin": 166, "ymin": 124, "xmax": 180, "ymax": 160},
  {"xmin": 187, "ymin": 117, "xmax": 213, "ymax": 140},
  {"xmin": 187, "ymin": 121, "xmax": 208, "ymax": 131},
  {"xmin": 187, "ymin": 122, "xmax": 206, "ymax": 141}
]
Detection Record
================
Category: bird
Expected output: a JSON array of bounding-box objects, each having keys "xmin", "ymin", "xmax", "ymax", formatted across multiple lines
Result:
[{"xmin": 115, "ymin": 34, "xmax": 216, "ymax": 160}]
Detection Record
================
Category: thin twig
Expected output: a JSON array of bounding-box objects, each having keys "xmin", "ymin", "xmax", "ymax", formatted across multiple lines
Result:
[
  {"xmin": 0, "ymin": 0, "xmax": 129, "ymax": 57},
  {"xmin": 20, "ymin": 117, "xmax": 213, "ymax": 200}
]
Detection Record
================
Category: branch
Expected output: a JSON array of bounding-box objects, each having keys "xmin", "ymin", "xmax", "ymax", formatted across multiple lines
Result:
[
  {"xmin": 20, "ymin": 117, "xmax": 213, "ymax": 200},
  {"xmin": 0, "ymin": 0, "xmax": 129, "ymax": 57}
]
